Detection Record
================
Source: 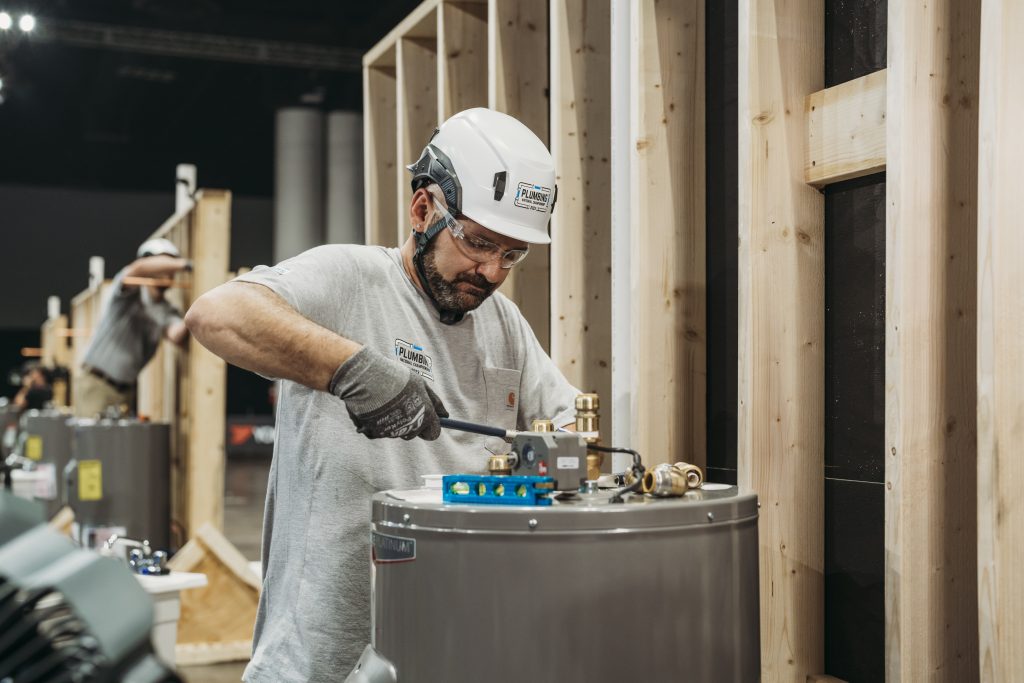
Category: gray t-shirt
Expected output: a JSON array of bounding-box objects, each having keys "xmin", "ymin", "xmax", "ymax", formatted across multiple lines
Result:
[
  {"xmin": 236, "ymin": 245, "xmax": 577, "ymax": 682},
  {"xmin": 81, "ymin": 269, "xmax": 183, "ymax": 384}
]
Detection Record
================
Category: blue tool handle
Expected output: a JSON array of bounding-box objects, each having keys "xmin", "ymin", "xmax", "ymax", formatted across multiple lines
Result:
[{"xmin": 439, "ymin": 417, "xmax": 509, "ymax": 440}]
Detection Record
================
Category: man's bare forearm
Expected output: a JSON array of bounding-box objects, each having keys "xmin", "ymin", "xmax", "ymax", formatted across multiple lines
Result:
[{"xmin": 185, "ymin": 281, "xmax": 362, "ymax": 392}]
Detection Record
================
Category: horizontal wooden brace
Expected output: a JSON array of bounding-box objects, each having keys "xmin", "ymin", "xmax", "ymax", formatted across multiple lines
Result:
[{"xmin": 805, "ymin": 68, "xmax": 886, "ymax": 187}]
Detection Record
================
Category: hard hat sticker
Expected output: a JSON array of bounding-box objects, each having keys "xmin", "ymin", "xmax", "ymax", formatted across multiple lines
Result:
[{"xmin": 513, "ymin": 182, "xmax": 552, "ymax": 213}]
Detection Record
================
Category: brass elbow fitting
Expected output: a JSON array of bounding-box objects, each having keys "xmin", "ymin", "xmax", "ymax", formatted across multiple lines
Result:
[{"xmin": 640, "ymin": 462, "xmax": 704, "ymax": 497}]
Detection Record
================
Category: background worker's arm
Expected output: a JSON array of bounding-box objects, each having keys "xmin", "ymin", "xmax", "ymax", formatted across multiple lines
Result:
[
  {"xmin": 185, "ymin": 280, "xmax": 446, "ymax": 439},
  {"xmin": 124, "ymin": 255, "xmax": 191, "ymax": 281}
]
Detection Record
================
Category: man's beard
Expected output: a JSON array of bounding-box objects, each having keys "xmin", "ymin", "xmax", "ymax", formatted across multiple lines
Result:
[{"xmin": 422, "ymin": 242, "xmax": 497, "ymax": 313}]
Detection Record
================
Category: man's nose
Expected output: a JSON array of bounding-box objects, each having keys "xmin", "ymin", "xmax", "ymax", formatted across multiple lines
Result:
[{"xmin": 475, "ymin": 258, "xmax": 504, "ymax": 283}]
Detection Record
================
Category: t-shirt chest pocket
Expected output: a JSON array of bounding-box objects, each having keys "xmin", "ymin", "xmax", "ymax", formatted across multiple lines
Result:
[{"xmin": 482, "ymin": 366, "xmax": 522, "ymax": 435}]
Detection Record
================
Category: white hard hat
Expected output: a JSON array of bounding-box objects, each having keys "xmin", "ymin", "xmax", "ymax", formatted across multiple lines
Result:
[
  {"xmin": 407, "ymin": 108, "xmax": 557, "ymax": 245},
  {"xmin": 137, "ymin": 238, "xmax": 180, "ymax": 259}
]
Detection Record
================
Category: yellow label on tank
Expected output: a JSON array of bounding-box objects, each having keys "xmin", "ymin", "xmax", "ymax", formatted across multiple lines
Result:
[
  {"xmin": 25, "ymin": 435, "xmax": 42, "ymax": 461},
  {"xmin": 79, "ymin": 460, "xmax": 103, "ymax": 501}
]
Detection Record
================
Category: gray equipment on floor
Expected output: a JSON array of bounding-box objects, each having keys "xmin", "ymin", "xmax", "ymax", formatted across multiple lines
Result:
[{"xmin": 0, "ymin": 489, "xmax": 181, "ymax": 683}]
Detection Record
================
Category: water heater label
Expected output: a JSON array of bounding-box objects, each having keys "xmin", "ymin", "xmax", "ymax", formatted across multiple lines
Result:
[
  {"xmin": 372, "ymin": 532, "xmax": 416, "ymax": 564},
  {"xmin": 79, "ymin": 459, "xmax": 103, "ymax": 501},
  {"xmin": 25, "ymin": 435, "xmax": 42, "ymax": 461},
  {"xmin": 557, "ymin": 456, "xmax": 580, "ymax": 470}
]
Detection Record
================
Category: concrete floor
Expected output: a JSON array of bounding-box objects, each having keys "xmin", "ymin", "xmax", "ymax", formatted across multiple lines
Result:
[
  {"xmin": 178, "ymin": 455, "xmax": 270, "ymax": 683},
  {"xmin": 179, "ymin": 662, "xmax": 248, "ymax": 683}
]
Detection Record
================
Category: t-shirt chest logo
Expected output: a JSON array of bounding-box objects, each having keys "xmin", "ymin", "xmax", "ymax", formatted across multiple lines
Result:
[{"xmin": 394, "ymin": 339, "xmax": 434, "ymax": 381}]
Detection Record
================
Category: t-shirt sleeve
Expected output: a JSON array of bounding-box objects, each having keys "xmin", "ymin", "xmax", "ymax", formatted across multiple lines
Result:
[
  {"xmin": 231, "ymin": 245, "xmax": 361, "ymax": 332},
  {"xmin": 511, "ymin": 305, "xmax": 580, "ymax": 431}
]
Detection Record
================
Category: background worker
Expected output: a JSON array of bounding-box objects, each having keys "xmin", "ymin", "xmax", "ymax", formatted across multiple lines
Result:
[
  {"xmin": 186, "ymin": 108, "xmax": 579, "ymax": 680},
  {"xmin": 12, "ymin": 363, "xmax": 53, "ymax": 413},
  {"xmin": 74, "ymin": 238, "xmax": 191, "ymax": 417}
]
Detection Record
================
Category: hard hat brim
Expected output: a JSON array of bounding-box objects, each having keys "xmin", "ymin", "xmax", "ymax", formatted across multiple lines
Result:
[{"xmin": 462, "ymin": 208, "xmax": 552, "ymax": 245}]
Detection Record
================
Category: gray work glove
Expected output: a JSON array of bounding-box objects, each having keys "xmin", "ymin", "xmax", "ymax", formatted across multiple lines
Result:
[{"xmin": 329, "ymin": 346, "xmax": 448, "ymax": 440}]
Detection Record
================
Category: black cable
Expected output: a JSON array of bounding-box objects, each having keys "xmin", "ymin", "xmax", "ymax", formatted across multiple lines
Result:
[{"xmin": 585, "ymin": 444, "xmax": 646, "ymax": 503}]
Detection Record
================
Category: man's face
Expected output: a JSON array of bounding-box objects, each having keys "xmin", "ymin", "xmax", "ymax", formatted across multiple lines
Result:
[{"xmin": 420, "ymin": 213, "xmax": 526, "ymax": 313}]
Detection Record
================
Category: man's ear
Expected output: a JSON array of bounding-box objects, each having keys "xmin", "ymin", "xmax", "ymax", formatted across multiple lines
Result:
[{"xmin": 409, "ymin": 188, "xmax": 432, "ymax": 234}]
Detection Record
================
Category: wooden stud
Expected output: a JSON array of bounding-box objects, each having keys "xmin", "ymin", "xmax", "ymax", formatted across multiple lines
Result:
[
  {"xmin": 487, "ymin": 0, "xmax": 551, "ymax": 352},
  {"xmin": 396, "ymin": 32, "xmax": 438, "ymax": 246},
  {"xmin": 364, "ymin": 60, "xmax": 398, "ymax": 246},
  {"xmin": 885, "ymin": 0, "xmax": 981, "ymax": 680},
  {"xmin": 549, "ymin": 0, "xmax": 612, "ymax": 407},
  {"xmin": 737, "ymin": 0, "xmax": 824, "ymax": 679},
  {"xmin": 804, "ymin": 69, "xmax": 887, "ymax": 187},
  {"xmin": 978, "ymin": 4, "xmax": 1024, "ymax": 680},
  {"xmin": 437, "ymin": 2, "xmax": 488, "ymax": 121},
  {"xmin": 487, "ymin": 0, "xmax": 550, "ymax": 351},
  {"xmin": 184, "ymin": 190, "xmax": 231, "ymax": 537},
  {"xmin": 886, "ymin": 1, "xmax": 981, "ymax": 680},
  {"xmin": 629, "ymin": 0, "xmax": 706, "ymax": 468}
]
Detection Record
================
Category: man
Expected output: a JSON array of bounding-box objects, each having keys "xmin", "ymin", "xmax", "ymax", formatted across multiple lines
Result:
[
  {"xmin": 12, "ymin": 363, "xmax": 53, "ymax": 412},
  {"xmin": 74, "ymin": 238, "xmax": 191, "ymax": 417},
  {"xmin": 186, "ymin": 108, "xmax": 579, "ymax": 681}
]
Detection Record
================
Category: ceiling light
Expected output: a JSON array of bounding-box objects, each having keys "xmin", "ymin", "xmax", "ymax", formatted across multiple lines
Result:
[
  {"xmin": 18, "ymin": 13, "xmax": 35, "ymax": 32},
  {"xmin": 0, "ymin": 77, "xmax": 4, "ymax": 91},
  {"xmin": 0, "ymin": 12, "xmax": 12, "ymax": 30}
]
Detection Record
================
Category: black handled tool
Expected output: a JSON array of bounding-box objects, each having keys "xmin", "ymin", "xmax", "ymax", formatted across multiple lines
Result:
[{"xmin": 439, "ymin": 417, "xmax": 515, "ymax": 442}]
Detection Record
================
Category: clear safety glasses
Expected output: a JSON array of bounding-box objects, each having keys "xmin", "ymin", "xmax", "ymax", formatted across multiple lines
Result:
[{"xmin": 429, "ymin": 196, "xmax": 530, "ymax": 269}]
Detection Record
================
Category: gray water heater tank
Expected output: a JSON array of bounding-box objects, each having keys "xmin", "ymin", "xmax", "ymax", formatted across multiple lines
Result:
[
  {"xmin": 66, "ymin": 419, "xmax": 171, "ymax": 550},
  {"xmin": 19, "ymin": 409, "xmax": 74, "ymax": 519},
  {"xmin": 368, "ymin": 485, "xmax": 760, "ymax": 683}
]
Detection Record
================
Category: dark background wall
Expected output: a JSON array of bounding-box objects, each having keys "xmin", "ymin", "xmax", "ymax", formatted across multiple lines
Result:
[
  {"xmin": 823, "ymin": 1, "xmax": 887, "ymax": 681},
  {"xmin": 705, "ymin": 0, "xmax": 739, "ymax": 486}
]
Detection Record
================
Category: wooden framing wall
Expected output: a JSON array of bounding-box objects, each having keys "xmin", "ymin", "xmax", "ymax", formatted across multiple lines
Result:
[
  {"xmin": 549, "ymin": 0, "xmax": 612, "ymax": 410},
  {"xmin": 977, "ymin": 3, "xmax": 1024, "ymax": 680},
  {"xmin": 488, "ymin": 0, "xmax": 551, "ymax": 351},
  {"xmin": 885, "ymin": 1, "xmax": 980, "ymax": 680},
  {"xmin": 396, "ymin": 10, "xmax": 438, "ymax": 247},
  {"xmin": 738, "ymin": 1, "xmax": 824, "ymax": 680},
  {"xmin": 438, "ymin": 2, "xmax": 487, "ymax": 120},
  {"xmin": 364, "ymin": 51, "xmax": 398, "ymax": 248},
  {"xmin": 68, "ymin": 190, "xmax": 231, "ymax": 544},
  {"xmin": 628, "ymin": 0, "xmax": 705, "ymax": 468}
]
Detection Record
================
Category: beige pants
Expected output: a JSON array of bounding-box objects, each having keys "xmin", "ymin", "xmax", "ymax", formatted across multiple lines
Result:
[{"xmin": 73, "ymin": 371, "xmax": 136, "ymax": 418}]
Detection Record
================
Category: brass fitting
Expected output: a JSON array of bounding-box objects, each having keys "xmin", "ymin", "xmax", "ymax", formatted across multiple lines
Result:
[
  {"xmin": 531, "ymin": 419, "xmax": 555, "ymax": 432},
  {"xmin": 640, "ymin": 462, "xmax": 704, "ymax": 497},
  {"xmin": 574, "ymin": 393, "xmax": 600, "ymax": 443},
  {"xmin": 586, "ymin": 453, "xmax": 603, "ymax": 482},
  {"xmin": 487, "ymin": 453, "xmax": 512, "ymax": 476}
]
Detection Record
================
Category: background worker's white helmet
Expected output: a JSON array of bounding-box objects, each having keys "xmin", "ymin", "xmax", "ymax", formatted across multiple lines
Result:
[
  {"xmin": 407, "ymin": 108, "xmax": 557, "ymax": 245},
  {"xmin": 137, "ymin": 238, "xmax": 180, "ymax": 259}
]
